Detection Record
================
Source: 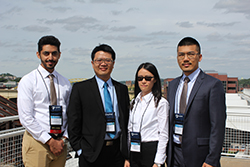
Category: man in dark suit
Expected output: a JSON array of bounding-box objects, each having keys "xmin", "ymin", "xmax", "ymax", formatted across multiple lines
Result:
[
  {"xmin": 166, "ymin": 37, "xmax": 226, "ymax": 167},
  {"xmin": 67, "ymin": 44, "xmax": 130, "ymax": 167}
]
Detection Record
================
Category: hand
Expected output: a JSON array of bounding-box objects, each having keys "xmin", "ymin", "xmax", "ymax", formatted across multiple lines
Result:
[
  {"xmin": 124, "ymin": 159, "xmax": 130, "ymax": 167},
  {"xmin": 46, "ymin": 138, "xmax": 64, "ymax": 156},
  {"xmin": 152, "ymin": 164, "xmax": 159, "ymax": 167},
  {"xmin": 202, "ymin": 162, "xmax": 214, "ymax": 167}
]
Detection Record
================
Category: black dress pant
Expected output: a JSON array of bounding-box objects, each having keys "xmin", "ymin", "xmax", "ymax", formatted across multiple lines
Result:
[
  {"xmin": 130, "ymin": 141, "xmax": 163, "ymax": 167},
  {"xmin": 79, "ymin": 138, "xmax": 124, "ymax": 167},
  {"xmin": 173, "ymin": 144, "xmax": 185, "ymax": 167}
]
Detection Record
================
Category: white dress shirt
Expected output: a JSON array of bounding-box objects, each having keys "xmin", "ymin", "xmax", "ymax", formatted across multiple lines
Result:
[
  {"xmin": 18, "ymin": 65, "xmax": 72, "ymax": 144},
  {"xmin": 128, "ymin": 92, "xmax": 169, "ymax": 164}
]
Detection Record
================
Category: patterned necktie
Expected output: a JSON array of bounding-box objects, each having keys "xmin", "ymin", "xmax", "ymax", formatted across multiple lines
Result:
[
  {"xmin": 49, "ymin": 74, "xmax": 57, "ymax": 105},
  {"xmin": 103, "ymin": 82, "xmax": 115, "ymax": 138},
  {"xmin": 179, "ymin": 77, "xmax": 190, "ymax": 143},
  {"xmin": 179, "ymin": 77, "xmax": 190, "ymax": 114}
]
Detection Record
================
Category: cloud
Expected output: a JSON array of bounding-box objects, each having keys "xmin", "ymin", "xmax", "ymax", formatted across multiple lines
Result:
[
  {"xmin": 75, "ymin": 0, "xmax": 85, "ymax": 2},
  {"xmin": 225, "ymin": 33, "xmax": 250, "ymax": 40},
  {"xmin": 206, "ymin": 32, "xmax": 224, "ymax": 41},
  {"xmin": 12, "ymin": 48, "xmax": 35, "ymax": 53},
  {"xmin": 48, "ymin": 7, "xmax": 71, "ymax": 13},
  {"xmin": 0, "ymin": 41, "xmax": 21, "ymax": 47},
  {"xmin": 176, "ymin": 21, "xmax": 193, "ymax": 28},
  {"xmin": 69, "ymin": 47, "xmax": 90, "ymax": 56},
  {"xmin": 147, "ymin": 31, "xmax": 179, "ymax": 36},
  {"xmin": 45, "ymin": 16, "xmax": 98, "ymax": 32},
  {"xmin": 144, "ymin": 40, "xmax": 169, "ymax": 47},
  {"xmin": 110, "ymin": 26, "xmax": 136, "ymax": 32},
  {"xmin": 0, "ymin": 7, "xmax": 22, "ymax": 18},
  {"xmin": 101, "ymin": 35, "xmax": 150, "ymax": 42},
  {"xmin": 197, "ymin": 21, "xmax": 239, "ymax": 27},
  {"xmin": 232, "ymin": 40, "xmax": 250, "ymax": 46},
  {"xmin": 126, "ymin": 8, "xmax": 139, "ymax": 13},
  {"xmin": 2, "ymin": 25, "xmax": 18, "ymax": 30},
  {"xmin": 90, "ymin": 0, "xmax": 121, "ymax": 3},
  {"xmin": 214, "ymin": 0, "xmax": 250, "ymax": 19},
  {"xmin": 22, "ymin": 25, "xmax": 51, "ymax": 32},
  {"xmin": 33, "ymin": 0, "xmax": 66, "ymax": 4},
  {"xmin": 111, "ymin": 10, "xmax": 122, "ymax": 15}
]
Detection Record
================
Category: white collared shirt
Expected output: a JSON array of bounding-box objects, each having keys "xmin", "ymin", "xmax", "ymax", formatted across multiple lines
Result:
[
  {"xmin": 128, "ymin": 92, "xmax": 169, "ymax": 164},
  {"xmin": 18, "ymin": 65, "xmax": 72, "ymax": 144}
]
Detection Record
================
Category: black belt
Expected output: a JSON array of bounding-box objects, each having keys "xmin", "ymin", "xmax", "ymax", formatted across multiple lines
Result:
[
  {"xmin": 174, "ymin": 142, "xmax": 182, "ymax": 148},
  {"xmin": 49, "ymin": 131, "xmax": 64, "ymax": 139}
]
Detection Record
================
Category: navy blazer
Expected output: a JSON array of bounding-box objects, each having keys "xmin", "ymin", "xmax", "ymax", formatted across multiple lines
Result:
[
  {"xmin": 166, "ymin": 70, "xmax": 226, "ymax": 167},
  {"xmin": 67, "ymin": 77, "xmax": 130, "ymax": 163}
]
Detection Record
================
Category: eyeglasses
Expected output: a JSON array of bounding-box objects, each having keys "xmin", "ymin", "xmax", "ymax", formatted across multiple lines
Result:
[
  {"xmin": 94, "ymin": 58, "xmax": 114, "ymax": 65},
  {"xmin": 137, "ymin": 76, "xmax": 154, "ymax": 81},
  {"xmin": 177, "ymin": 52, "xmax": 199, "ymax": 60}
]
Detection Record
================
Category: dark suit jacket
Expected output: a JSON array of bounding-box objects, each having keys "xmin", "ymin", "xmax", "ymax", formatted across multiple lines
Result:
[
  {"xmin": 67, "ymin": 77, "xmax": 130, "ymax": 163},
  {"xmin": 166, "ymin": 70, "xmax": 226, "ymax": 167}
]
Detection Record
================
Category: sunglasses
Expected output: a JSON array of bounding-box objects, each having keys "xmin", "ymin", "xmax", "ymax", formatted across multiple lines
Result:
[{"xmin": 137, "ymin": 76, "xmax": 154, "ymax": 81}]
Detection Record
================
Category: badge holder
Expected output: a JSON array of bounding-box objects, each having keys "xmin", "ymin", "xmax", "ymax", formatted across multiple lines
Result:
[
  {"xmin": 130, "ymin": 132, "xmax": 141, "ymax": 152},
  {"xmin": 174, "ymin": 113, "xmax": 184, "ymax": 135},
  {"xmin": 105, "ymin": 112, "xmax": 116, "ymax": 133},
  {"xmin": 49, "ymin": 105, "xmax": 63, "ymax": 137}
]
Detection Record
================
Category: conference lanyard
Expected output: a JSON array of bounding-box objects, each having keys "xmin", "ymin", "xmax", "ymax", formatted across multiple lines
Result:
[
  {"xmin": 131, "ymin": 94, "xmax": 153, "ymax": 133},
  {"xmin": 37, "ymin": 69, "xmax": 60, "ymax": 105}
]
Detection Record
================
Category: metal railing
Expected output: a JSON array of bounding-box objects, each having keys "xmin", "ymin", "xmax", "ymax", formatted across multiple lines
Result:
[
  {"xmin": 1, "ymin": 105, "xmax": 250, "ymax": 166},
  {"xmin": 221, "ymin": 110, "xmax": 250, "ymax": 158},
  {"xmin": 0, "ymin": 116, "xmax": 78, "ymax": 167}
]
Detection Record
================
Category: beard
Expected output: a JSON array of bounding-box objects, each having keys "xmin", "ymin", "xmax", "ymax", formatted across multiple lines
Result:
[{"xmin": 41, "ymin": 59, "xmax": 57, "ymax": 71}]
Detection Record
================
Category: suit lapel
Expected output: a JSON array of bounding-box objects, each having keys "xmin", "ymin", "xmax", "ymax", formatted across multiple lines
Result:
[
  {"xmin": 112, "ymin": 79, "xmax": 120, "ymax": 103},
  {"xmin": 185, "ymin": 71, "xmax": 205, "ymax": 115},
  {"xmin": 170, "ymin": 77, "xmax": 181, "ymax": 122},
  {"xmin": 112, "ymin": 79, "xmax": 123, "ymax": 124},
  {"xmin": 90, "ymin": 77, "xmax": 105, "ymax": 116}
]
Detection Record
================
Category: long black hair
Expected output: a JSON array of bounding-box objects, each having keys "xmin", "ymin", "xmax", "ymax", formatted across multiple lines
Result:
[{"xmin": 131, "ymin": 62, "xmax": 162, "ymax": 110}]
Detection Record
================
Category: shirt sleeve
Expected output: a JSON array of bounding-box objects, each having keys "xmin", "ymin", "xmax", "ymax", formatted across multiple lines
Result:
[
  {"xmin": 154, "ymin": 98, "xmax": 169, "ymax": 164},
  {"xmin": 18, "ymin": 75, "xmax": 51, "ymax": 144},
  {"xmin": 62, "ymin": 82, "xmax": 72, "ymax": 139}
]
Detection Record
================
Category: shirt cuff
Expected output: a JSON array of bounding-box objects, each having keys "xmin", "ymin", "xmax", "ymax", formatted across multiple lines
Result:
[
  {"xmin": 39, "ymin": 132, "xmax": 52, "ymax": 144},
  {"xmin": 77, "ymin": 149, "xmax": 82, "ymax": 156}
]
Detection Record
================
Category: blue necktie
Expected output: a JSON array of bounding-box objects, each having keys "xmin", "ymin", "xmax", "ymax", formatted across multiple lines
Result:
[{"xmin": 103, "ymin": 82, "xmax": 116, "ymax": 138}]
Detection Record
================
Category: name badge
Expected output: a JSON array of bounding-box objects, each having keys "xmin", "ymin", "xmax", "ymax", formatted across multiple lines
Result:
[
  {"xmin": 105, "ymin": 112, "xmax": 116, "ymax": 133},
  {"xmin": 49, "ymin": 105, "xmax": 63, "ymax": 134},
  {"xmin": 130, "ymin": 132, "xmax": 141, "ymax": 152},
  {"xmin": 174, "ymin": 113, "xmax": 184, "ymax": 135}
]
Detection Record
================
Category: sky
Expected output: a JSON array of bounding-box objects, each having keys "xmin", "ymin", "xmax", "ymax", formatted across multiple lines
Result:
[{"xmin": 1, "ymin": 0, "xmax": 250, "ymax": 81}]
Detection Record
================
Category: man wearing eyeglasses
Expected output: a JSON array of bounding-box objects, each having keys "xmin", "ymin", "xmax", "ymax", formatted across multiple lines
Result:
[
  {"xmin": 166, "ymin": 37, "xmax": 226, "ymax": 167},
  {"xmin": 67, "ymin": 44, "xmax": 130, "ymax": 167}
]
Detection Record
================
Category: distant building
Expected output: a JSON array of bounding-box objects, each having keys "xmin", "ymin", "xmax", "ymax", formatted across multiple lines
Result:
[
  {"xmin": 163, "ymin": 70, "xmax": 238, "ymax": 98},
  {"xmin": 3, "ymin": 81, "xmax": 17, "ymax": 88},
  {"xmin": 125, "ymin": 80, "xmax": 132, "ymax": 87}
]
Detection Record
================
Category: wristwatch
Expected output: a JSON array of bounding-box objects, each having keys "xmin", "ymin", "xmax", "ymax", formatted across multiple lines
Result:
[
  {"xmin": 155, "ymin": 163, "xmax": 161, "ymax": 167},
  {"xmin": 61, "ymin": 137, "xmax": 68, "ymax": 144}
]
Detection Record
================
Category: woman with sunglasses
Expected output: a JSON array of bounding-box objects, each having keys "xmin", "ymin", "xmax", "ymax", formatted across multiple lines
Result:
[{"xmin": 124, "ymin": 62, "xmax": 169, "ymax": 167}]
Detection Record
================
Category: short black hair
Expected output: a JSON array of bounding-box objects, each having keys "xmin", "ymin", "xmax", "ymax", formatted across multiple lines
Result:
[
  {"xmin": 38, "ymin": 35, "xmax": 61, "ymax": 53},
  {"xmin": 132, "ymin": 62, "xmax": 162, "ymax": 108},
  {"xmin": 177, "ymin": 37, "xmax": 201, "ymax": 54},
  {"xmin": 91, "ymin": 44, "xmax": 116, "ymax": 61}
]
